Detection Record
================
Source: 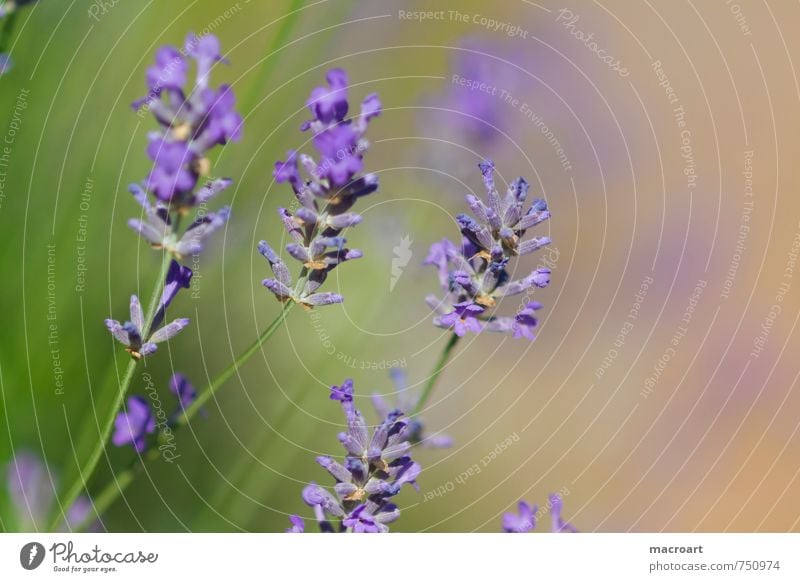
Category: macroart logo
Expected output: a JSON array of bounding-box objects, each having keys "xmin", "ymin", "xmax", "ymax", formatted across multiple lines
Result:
[{"xmin": 19, "ymin": 542, "xmax": 46, "ymax": 570}]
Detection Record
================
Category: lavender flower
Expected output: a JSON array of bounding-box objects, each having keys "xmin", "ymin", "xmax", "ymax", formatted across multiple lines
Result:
[
  {"xmin": 0, "ymin": 54, "xmax": 11, "ymax": 76},
  {"xmin": 111, "ymin": 396, "xmax": 156, "ymax": 453},
  {"xmin": 105, "ymin": 260, "xmax": 191, "ymax": 359},
  {"xmin": 5, "ymin": 451, "xmax": 94, "ymax": 531},
  {"xmin": 425, "ymin": 160, "xmax": 552, "ymax": 339},
  {"xmin": 502, "ymin": 493, "xmax": 577, "ymax": 533},
  {"xmin": 549, "ymin": 492, "xmax": 578, "ymax": 533},
  {"xmin": 502, "ymin": 500, "xmax": 537, "ymax": 533},
  {"xmin": 294, "ymin": 379, "xmax": 421, "ymax": 533},
  {"xmin": 128, "ymin": 33, "xmax": 240, "ymax": 258},
  {"xmin": 286, "ymin": 515, "xmax": 304, "ymax": 533},
  {"xmin": 112, "ymin": 373, "xmax": 204, "ymax": 453},
  {"xmin": 372, "ymin": 369, "xmax": 453, "ymax": 449},
  {"xmin": 262, "ymin": 69, "xmax": 380, "ymax": 308}
]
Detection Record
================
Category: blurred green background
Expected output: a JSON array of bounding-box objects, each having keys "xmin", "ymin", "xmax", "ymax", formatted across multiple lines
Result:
[{"xmin": 1, "ymin": 0, "xmax": 799, "ymax": 532}]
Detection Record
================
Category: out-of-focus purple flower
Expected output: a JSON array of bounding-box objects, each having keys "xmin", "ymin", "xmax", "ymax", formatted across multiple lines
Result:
[
  {"xmin": 0, "ymin": 54, "xmax": 12, "ymax": 76},
  {"xmin": 549, "ymin": 492, "xmax": 578, "ymax": 533},
  {"xmin": 5, "ymin": 452, "xmax": 95, "ymax": 531},
  {"xmin": 286, "ymin": 515, "xmax": 305, "ymax": 533},
  {"xmin": 127, "ymin": 34, "xmax": 240, "ymax": 263},
  {"xmin": 169, "ymin": 373, "xmax": 197, "ymax": 411},
  {"xmin": 105, "ymin": 294, "xmax": 190, "ymax": 359},
  {"xmin": 112, "ymin": 396, "xmax": 156, "ymax": 453},
  {"xmin": 263, "ymin": 69, "xmax": 380, "ymax": 309},
  {"xmin": 293, "ymin": 380, "xmax": 421, "ymax": 533},
  {"xmin": 425, "ymin": 160, "xmax": 552, "ymax": 340},
  {"xmin": 502, "ymin": 500, "xmax": 537, "ymax": 533},
  {"xmin": 372, "ymin": 368, "xmax": 453, "ymax": 449},
  {"xmin": 502, "ymin": 494, "xmax": 578, "ymax": 533}
]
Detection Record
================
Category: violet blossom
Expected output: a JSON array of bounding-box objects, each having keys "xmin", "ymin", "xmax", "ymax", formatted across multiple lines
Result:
[
  {"xmin": 261, "ymin": 69, "xmax": 380, "ymax": 309},
  {"xmin": 371, "ymin": 368, "xmax": 453, "ymax": 449},
  {"xmin": 5, "ymin": 451, "xmax": 95, "ymax": 531},
  {"xmin": 127, "ymin": 33, "xmax": 241, "ymax": 258},
  {"xmin": 292, "ymin": 379, "xmax": 421, "ymax": 533},
  {"xmin": 502, "ymin": 493, "xmax": 577, "ymax": 533},
  {"xmin": 105, "ymin": 260, "xmax": 191, "ymax": 359},
  {"xmin": 425, "ymin": 160, "xmax": 552, "ymax": 339}
]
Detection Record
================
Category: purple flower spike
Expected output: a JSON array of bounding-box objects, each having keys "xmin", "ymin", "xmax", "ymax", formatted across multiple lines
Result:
[
  {"xmin": 307, "ymin": 68, "xmax": 349, "ymax": 124},
  {"xmin": 261, "ymin": 69, "xmax": 380, "ymax": 309},
  {"xmin": 297, "ymin": 380, "xmax": 420, "ymax": 533},
  {"xmin": 169, "ymin": 373, "xmax": 197, "ymax": 411},
  {"xmin": 112, "ymin": 396, "xmax": 156, "ymax": 453},
  {"xmin": 105, "ymin": 258, "xmax": 192, "ymax": 359},
  {"xmin": 502, "ymin": 500, "xmax": 537, "ymax": 533},
  {"xmin": 372, "ymin": 368, "xmax": 453, "ymax": 449},
  {"xmin": 426, "ymin": 161, "xmax": 552, "ymax": 341},
  {"xmin": 550, "ymin": 493, "xmax": 578, "ymax": 533},
  {"xmin": 6, "ymin": 452, "xmax": 95, "ymax": 531},
  {"xmin": 128, "ymin": 33, "xmax": 240, "ymax": 266},
  {"xmin": 286, "ymin": 515, "xmax": 305, "ymax": 533}
]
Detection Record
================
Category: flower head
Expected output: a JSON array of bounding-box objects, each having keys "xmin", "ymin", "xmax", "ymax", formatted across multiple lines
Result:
[
  {"xmin": 105, "ymin": 261, "xmax": 191, "ymax": 359},
  {"xmin": 501, "ymin": 493, "xmax": 578, "ymax": 533},
  {"xmin": 128, "ymin": 34, "xmax": 240, "ymax": 259},
  {"xmin": 371, "ymin": 368, "xmax": 453, "ymax": 449},
  {"xmin": 292, "ymin": 379, "xmax": 421, "ymax": 533},
  {"xmin": 112, "ymin": 396, "xmax": 156, "ymax": 452},
  {"xmin": 5, "ymin": 451, "xmax": 95, "ymax": 531},
  {"xmin": 262, "ymin": 69, "xmax": 380, "ymax": 308},
  {"xmin": 425, "ymin": 160, "xmax": 552, "ymax": 339},
  {"xmin": 502, "ymin": 500, "xmax": 537, "ymax": 533}
]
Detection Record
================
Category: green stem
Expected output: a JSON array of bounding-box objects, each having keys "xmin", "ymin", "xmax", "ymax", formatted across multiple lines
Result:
[
  {"xmin": 83, "ymin": 302, "xmax": 294, "ymax": 526},
  {"xmin": 413, "ymin": 333, "xmax": 460, "ymax": 416},
  {"xmin": 0, "ymin": 9, "xmax": 19, "ymax": 55},
  {"xmin": 50, "ymin": 253, "xmax": 172, "ymax": 531}
]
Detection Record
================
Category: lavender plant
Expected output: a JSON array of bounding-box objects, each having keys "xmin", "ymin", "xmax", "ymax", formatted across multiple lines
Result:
[
  {"xmin": 502, "ymin": 493, "xmax": 577, "ymax": 533},
  {"xmin": 289, "ymin": 379, "xmax": 421, "ymax": 533},
  {"xmin": 414, "ymin": 160, "xmax": 552, "ymax": 416},
  {"xmin": 261, "ymin": 68, "xmax": 380, "ymax": 309},
  {"xmin": 51, "ymin": 32, "xmax": 242, "ymax": 530}
]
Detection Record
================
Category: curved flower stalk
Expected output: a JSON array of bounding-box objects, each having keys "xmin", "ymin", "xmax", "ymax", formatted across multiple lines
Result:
[
  {"xmin": 372, "ymin": 368, "xmax": 453, "ymax": 449},
  {"xmin": 289, "ymin": 379, "xmax": 421, "ymax": 533},
  {"xmin": 261, "ymin": 68, "xmax": 380, "ymax": 309},
  {"xmin": 502, "ymin": 493, "xmax": 577, "ymax": 533},
  {"xmin": 112, "ymin": 373, "xmax": 201, "ymax": 453},
  {"xmin": 5, "ymin": 452, "xmax": 96, "ymax": 531},
  {"xmin": 426, "ymin": 159, "xmax": 552, "ymax": 339},
  {"xmin": 104, "ymin": 260, "xmax": 191, "ymax": 359},
  {"xmin": 128, "ymin": 32, "xmax": 242, "ymax": 257}
]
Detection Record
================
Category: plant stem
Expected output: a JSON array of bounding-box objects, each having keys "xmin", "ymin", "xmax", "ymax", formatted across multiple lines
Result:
[
  {"xmin": 412, "ymin": 333, "xmax": 460, "ymax": 416},
  {"xmin": 50, "ymin": 253, "xmax": 172, "ymax": 531},
  {"xmin": 81, "ymin": 302, "xmax": 294, "ymax": 527}
]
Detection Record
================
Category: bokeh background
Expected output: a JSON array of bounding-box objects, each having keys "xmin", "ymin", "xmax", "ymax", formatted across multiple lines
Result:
[{"xmin": 1, "ymin": 0, "xmax": 799, "ymax": 532}]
